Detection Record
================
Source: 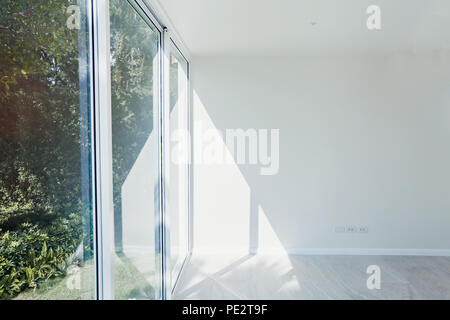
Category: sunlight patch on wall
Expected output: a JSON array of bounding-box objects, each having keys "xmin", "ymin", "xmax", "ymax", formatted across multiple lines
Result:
[{"xmin": 193, "ymin": 91, "xmax": 251, "ymax": 253}]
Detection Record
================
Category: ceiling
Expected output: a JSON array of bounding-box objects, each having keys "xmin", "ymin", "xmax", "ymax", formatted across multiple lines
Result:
[{"xmin": 154, "ymin": 0, "xmax": 450, "ymax": 56}]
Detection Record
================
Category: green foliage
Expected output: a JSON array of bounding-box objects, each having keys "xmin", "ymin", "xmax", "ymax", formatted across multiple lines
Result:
[
  {"xmin": 0, "ymin": 221, "xmax": 82, "ymax": 299},
  {"xmin": 109, "ymin": 0, "xmax": 159, "ymax": 248},
  {"xmin": 0, "ymin": 0, "xmax": 160, "ymax": 299},
  {"xmin": 0, "ymin": 0, "xmax": 86, "ymax": 228},
  {"xmin": 0, "ymin": 0, "xmax": 93, "ymax": 299}
]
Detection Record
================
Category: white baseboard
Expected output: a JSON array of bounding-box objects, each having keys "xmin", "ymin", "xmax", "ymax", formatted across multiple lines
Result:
[
  {"xmin": 194, "ymin": 247, "xmax": 450, "ymax": 257},
  {"xmin": 285, "ymin": 248, "xmax": 450, "ymax": 256}
]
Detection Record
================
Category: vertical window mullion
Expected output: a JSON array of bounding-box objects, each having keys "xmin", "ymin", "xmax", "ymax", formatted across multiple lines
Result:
[{"xmin": 92, "ymin": 0, "xmax": 114, "ymax": 300}]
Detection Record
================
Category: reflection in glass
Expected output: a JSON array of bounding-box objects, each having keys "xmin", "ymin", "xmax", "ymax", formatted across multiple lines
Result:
[
  {"xmin": 110, "ymin": 0, "xmax": 161, "ymax": 300},
  {"xmin": 0, "ymin": 0, "xmax": 95, "ymax": 299},
  {"xmin": 169, "ymin": 44, "xmax": 189, "ymax": 290}
]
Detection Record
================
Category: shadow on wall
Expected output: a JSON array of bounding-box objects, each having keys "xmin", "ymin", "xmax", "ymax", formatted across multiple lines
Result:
[
  {"xmin": 192, "ymin": 87, "xmax": 291, "ymax": 255},
  {"xmin": 191, "ymin": 54, "xmax": 450, "ymax": 256}
]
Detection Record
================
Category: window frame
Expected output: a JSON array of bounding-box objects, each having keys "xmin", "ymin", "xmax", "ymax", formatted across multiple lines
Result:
[
  {"xmin": 166, "ymin": 38, "xmax": 191, "ymax": 296},
  {"xmin": 91, "ymin": 0, "xmax": 191, "ymax": 300}
]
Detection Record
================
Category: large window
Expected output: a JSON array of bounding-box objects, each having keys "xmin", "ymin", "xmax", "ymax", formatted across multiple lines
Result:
[
  {"xmin": 109, "ymin": 0, "xmax": 162, "ymax": 300},
  {"xmin": 0, "ymin": 0, "xmax": 190, "ymax": 300},
  {"xmin": 0, "ymin": 0, "xmax": 95, "ymax": 299}
]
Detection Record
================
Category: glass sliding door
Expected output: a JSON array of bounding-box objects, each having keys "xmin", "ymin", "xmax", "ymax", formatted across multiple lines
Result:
[
  {"xmin": 0, "ymin": 0, "xmax": 95, "ymax": 299},
  {"xmin": 109, "ymin": 0, "xmax": 162, "ymax": 299},
  {"xmin": 1, "ymin": 0, "xmax": 190, "ymax": 300},
  {"xmin": 168, "ymin": 41, "xmax": 190, "ymax": 291}
]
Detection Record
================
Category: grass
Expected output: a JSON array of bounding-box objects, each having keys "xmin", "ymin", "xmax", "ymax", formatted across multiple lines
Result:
[
  {"xmin": 14, "ymin": 261, "xmax": 95, "ymax": 300},
  {"xmin": 14, "ymin": 252, "xmax": 158, "ymax": 300},
  {"xmin": 113, "ymin": 252, "xmax": 158, "ymax": 299}
]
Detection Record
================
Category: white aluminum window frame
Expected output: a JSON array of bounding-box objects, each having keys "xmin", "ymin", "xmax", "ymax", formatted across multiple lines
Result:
[
  {"xmin": 165, "ymin": 38, "xmax": 191, "ymax": 297},
  {"xmin": 91, "ymin": 0, "xmax": 191, "ymax": 300}
]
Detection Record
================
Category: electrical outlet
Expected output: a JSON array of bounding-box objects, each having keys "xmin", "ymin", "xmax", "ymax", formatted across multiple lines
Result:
[
  {"xmin": 335, "ymin": 226, "xmax": 369, "ymax": 234},
  {"xmin": 359, "ymin": 226, "xmax": 369, "ymax": 233}
]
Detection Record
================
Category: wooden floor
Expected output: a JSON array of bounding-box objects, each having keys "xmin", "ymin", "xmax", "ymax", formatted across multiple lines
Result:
[{"xmin": 172, "ymin": 253, "xmax": 450, "ymax": 299}]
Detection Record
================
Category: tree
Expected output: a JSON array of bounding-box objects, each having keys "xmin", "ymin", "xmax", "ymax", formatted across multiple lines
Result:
[{"xmin": 0, "ymin": 0, "xmax": 92, "ymax": 298}]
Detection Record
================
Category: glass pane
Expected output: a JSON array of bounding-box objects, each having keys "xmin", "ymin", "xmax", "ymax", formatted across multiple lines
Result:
[
  {"xmin": 110, "ymin": 0, "xmax": 161, "ymax": 300},
  {"xmin": 169, "ymin": 43, "xmax": 189, "ymax": 289},
  {"xmin": 0, "ymin": 0, "xmax": 95, "ymax": 299}
]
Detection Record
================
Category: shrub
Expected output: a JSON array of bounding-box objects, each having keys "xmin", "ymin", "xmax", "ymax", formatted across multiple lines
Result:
[{"xmin": 0, "ymin": 218, "xmax": 82, "ymax": 299}]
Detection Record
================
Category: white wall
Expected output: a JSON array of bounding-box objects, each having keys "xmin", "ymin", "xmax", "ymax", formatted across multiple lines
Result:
[{"xmin": 191, "ymin": 52, "xmax": 450, "ymax": 254}]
